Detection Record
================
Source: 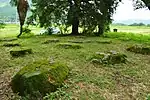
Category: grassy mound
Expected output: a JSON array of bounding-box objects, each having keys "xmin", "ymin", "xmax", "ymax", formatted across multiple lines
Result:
[
  {"xmin": 57, "ymin": 43, "xmax": 82, "ymax": 49},
  {"xmin": 10, "ymin": 48, "xmax": 32, "ymax": 57},
  {"xmin": 91, "ymin": 51, "xmax": 127, "ymax": 65},
  {"xmin": 127, "ymin": 45, "xmax": 150, "ymax": 55},
  {"xmin": 3, "ymin": 43, "xmax": 20, "ymax": 47},
  {"xmin": 11, "ymin": 60, "xmax": 69, "ymax": 96},
  {"xmin": 43, "ymin": 39, "xmax": 60, "ymax": 44}
]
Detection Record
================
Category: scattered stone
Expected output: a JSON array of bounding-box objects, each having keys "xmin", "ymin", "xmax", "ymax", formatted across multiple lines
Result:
[
  {"xmin": 57, "ymin": 43, "xmax": 82, "ymax": 49},
  {"xmin": 127, "ymin": 45, "xmax": 150, "ymax": 55},
  {"xmin": 10, "ymin": 48, "xmax": 32, "ymax": 57},
  {"xmin": 0, "ymin": 38, "xmax": 17, "ymax": 42},
  {"xmin": 3, "ymin": 43, "xmax": 20, "ymax": 47},
  {"xmin": 68, "ymin": 40, "xmax": 84, "ymax": 44},
  {"xmin": 43, "ymin": 39, "xmax": 60, "ymax": 44},
  {"xmin": 91, "ymin": 51, "xmax": 127, "ymax": 65},
  {"xmin": 11, "ymin": 60, "xmax": 69, "ymax": 96}
]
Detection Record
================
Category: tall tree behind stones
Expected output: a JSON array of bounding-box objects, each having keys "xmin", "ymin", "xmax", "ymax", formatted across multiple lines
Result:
[
  {"xmin": 10, "ymin": 0, "xmax": 29, "ymax": 38},
  {"xmin": 29, "ymin": 0, "xmax": 120, "ymax": 36}
]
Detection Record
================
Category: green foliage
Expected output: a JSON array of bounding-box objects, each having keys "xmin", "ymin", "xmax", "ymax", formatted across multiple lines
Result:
[
  {"xmin": 29, "ymin": 0, "xmax": 120, "ymax": 36},
  {"xmin": 22, "ymin": 27, "xmax": 31, "ymax": 33},
  {"xmin": 44, "ymin": 84, "xmax": 71, "ymax": 100},
  {"xmin": 129, "ymin": 23, "xmax": 145, "ymax": 26},
  {"xmin": 21, "ymin": 27, "xmax": 34, "ymax": 38},
  {"xmin": 147, "ymin": 94, "xmax": 150, "ymax": 100},
  {"xmin": 11, "ymin": 60, "xmax": 69, "ymax": 96},
  {"xmin": 0, "ymin": 22, "xmax": 5, "ymax": 29}
]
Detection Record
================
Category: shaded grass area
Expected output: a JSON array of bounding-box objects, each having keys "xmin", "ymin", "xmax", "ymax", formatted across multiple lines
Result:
[{"xmin": 0, "ymin": 34, "xmax": 150, "ymax": 100}]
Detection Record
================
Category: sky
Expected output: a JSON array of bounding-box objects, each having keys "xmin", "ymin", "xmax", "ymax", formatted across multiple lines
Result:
[{"xmin": 113, "ymin": 0, "xmax": 150, "ymax": 21}]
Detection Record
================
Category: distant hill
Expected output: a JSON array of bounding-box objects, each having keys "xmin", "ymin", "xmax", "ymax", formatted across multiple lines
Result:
[
  {"xmin": 0, "ymin": 0, "xmax": 16, "ymax": 22},
  {"xmin": 113, "ymin": 19, "xmax": 150, "ymax": 25}
]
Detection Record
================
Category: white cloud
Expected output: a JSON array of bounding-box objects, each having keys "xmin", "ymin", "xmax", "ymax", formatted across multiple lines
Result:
[{"xmin": 113, "ymin": 0, "xmax": 150, "ymax": 21}]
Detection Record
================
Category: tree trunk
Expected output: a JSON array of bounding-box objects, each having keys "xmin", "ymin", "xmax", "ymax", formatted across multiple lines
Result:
[
  {"xmin": 17, "ymin": 24, "xmax": 23, "ymax": 38},
  {"xmin": 71, "ymin": 16, "xmax": 79, "ymax": 35},
  {"xmin": 98, "ymin": 25, "xmax": 104, "ymax": 36},
  {"xmin": 17, "ymin": 0, "xmax": 29, "ymax": 38}
]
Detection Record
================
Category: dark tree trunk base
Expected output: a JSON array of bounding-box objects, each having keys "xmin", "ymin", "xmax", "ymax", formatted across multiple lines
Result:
[{"xmin": 17, "ymin": 25, "xmax": 23, "ymax": 38}]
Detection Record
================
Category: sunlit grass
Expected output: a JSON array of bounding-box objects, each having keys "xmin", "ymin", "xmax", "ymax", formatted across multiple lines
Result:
[{"xmin": 0, "ymin": 24, "xmax": 150, "ymax": 99}]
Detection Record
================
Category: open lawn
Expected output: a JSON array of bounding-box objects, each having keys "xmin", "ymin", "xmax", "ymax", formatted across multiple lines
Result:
[
  {"xmin": 111, "ymin": 25, "xmax": 150, "ymax": 34},
  {"xmin": 0, "ymin": 24, "xmax": 150, "ymax": 100}
]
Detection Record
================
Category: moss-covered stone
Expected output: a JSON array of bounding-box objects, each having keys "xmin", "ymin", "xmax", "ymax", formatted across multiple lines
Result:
[
  {"xmin": 10, "ymin": 48, "xmax": 32, "ymax": 57},
  {"xmin": 43, "ymin": 39, "xmax": 60, "ymax": 44},
  {"xmin": 68, "ymin": 40, "xmax": 84, "ymax": 43},
  {"xmin": 57, "ymin": 43, "xmax": 82, "ymax": 49},
  {"xmin": 127, "ymin": 45, "xmax": 150, "ymax": 55},
  {"xmin": 0, "ymin": 38, "xmax": 17, "ymax": 42},
  {"xmin": 11, "ymin": 60, "xmax": 69, "ymax": 96},
  {"xmin": 3, "ymin": 43, "xmax": 20, "ymax": 47},
  {"xmin": 91, "ymin": 51, "xmax": 127, "ymax": 65}
]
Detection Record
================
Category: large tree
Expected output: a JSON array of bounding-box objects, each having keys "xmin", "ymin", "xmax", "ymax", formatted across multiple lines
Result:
[{"xmin": 10, "ymin": 0, "xmax": 29, "ymax": 38}]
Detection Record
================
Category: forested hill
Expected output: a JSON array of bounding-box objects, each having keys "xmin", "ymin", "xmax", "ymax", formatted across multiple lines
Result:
[{"xmin": 0, "ymin": 0, "xmax": 16, "ymax": 22}]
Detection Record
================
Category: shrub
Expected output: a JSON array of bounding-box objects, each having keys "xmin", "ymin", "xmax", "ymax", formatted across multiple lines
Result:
[{"xmin": 0, "ymin": 22, "xmax": 5, "ymax": 29}]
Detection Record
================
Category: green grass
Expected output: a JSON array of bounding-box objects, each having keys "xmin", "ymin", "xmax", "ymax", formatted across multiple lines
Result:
[
  {"xmin": 111, "ymin": 24, "xmax": 150, "ymax": 34},
  {"xmin": 0, "ymin": 24, "xmax": 150, "ymax": 100},
  {"xmin": 0, "ymin": 24, "xmax": 41, "ymax": 38}
]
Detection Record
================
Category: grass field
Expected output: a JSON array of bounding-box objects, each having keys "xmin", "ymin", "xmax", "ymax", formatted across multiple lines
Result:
[
  {"xmin": 0, "ymin": 24, "xmax": 150, "ymax": 100},
  {"xmin": 110, "ymin": 25, "xmax": 150, "ymax": 34}
]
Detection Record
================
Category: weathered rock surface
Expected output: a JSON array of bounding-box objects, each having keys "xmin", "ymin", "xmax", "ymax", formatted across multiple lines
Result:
[
  {"xmin": 10, "ymin": 48, "xmax": 32, "ymax": 57},
  {"xmin": 11, "ymin": 60, "xmax": 69, "ymax": 96},
  {"xmin": 0, "ymin": 38, "xmax": 17, "ymax": 42},
  {"xmin": 127, "ymin": 45, "xmax": 150, "ymax": 55},
  {"xmin": 3, "ymin": 43, "xmax": 20, "ymax": 47},
  {"xmin": 91, "ymin": 51, "xmax": 127, "ymax": 65}
]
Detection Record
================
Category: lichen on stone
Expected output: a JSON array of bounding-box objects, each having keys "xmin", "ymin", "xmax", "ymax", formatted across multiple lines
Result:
[{"xmin": 11, "ymin": 60, "xmax": 69, "ymax": 96}]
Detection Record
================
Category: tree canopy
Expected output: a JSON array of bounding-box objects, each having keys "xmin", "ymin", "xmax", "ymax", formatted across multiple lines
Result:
[{"xmin": 10, "ymin": 0, "xmax": 150, "ymax": 37}]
